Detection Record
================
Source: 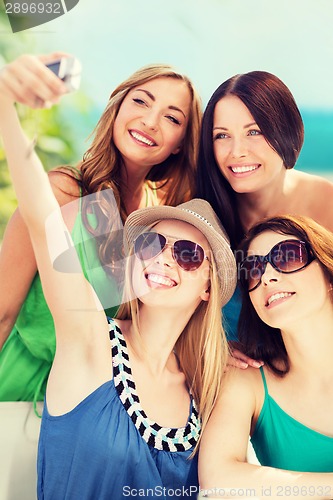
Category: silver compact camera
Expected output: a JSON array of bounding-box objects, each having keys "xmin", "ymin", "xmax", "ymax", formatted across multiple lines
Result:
[{"xmin": 46, "ymin": 57, "xmax": 81, "ymax": 92}]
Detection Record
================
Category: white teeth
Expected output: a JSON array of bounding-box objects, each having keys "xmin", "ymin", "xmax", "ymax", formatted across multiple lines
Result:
[
  {"xmin": 147, "ymin": 274, "xmax": 175, "ymax": 287},
  {"xmin": 231, "ymin": 165, "xmax": 259, "ymax": 173},
  {"xmin": 130, "ymin": 131, "xmax": 155, "ymax": 146},
  {"xmin": 267, "ymin": 292, "xmax": 293, "ymax": 306}
]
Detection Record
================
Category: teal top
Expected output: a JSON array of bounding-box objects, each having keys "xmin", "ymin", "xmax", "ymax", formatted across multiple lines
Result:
[
  {"xmin": 251, "ymin": 367, "xmax": 333, "ymax": 472},
  {"xmin": 0, "ymin": 194, "xmax": 121, "ymax": 405}
]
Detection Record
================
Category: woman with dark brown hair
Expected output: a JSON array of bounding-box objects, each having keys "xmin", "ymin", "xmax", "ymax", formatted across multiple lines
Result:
[
  {"xmin": 196, "ymin": 71, "xmax": 333, "ymax": 347},
  {"xmin": 197, "ymin": 70, "xmax": 333, "ymax": 248}
]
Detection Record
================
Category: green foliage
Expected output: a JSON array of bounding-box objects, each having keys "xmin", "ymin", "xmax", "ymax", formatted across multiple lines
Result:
[{"xmin": 0, "ymin": 5, "xmax": 94, "ymax": 240}]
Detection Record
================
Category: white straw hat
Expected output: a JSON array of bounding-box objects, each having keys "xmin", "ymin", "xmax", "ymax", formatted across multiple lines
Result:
[{"xmin": 124, "ymin": 199, "xmax": 237, "ymax": 306}]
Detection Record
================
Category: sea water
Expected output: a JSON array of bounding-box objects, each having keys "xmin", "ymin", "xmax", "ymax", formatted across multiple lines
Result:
[{"xmin": 297, "ymin": 109, "xmax": 333, "ymax": 180}]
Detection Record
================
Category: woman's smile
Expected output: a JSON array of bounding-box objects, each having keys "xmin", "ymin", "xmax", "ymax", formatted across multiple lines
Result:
[
  {"xmin": 129, "ymin": 129, "xmax": 157, "ymax": 147},
  {"xmin": 145, "ymin": 272, "xmax": 177, "ymax": 289}
]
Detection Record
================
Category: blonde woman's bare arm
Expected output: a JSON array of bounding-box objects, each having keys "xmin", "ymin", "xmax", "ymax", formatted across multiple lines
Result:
[{"xmin": 0, "ymin": 72, "xmax": 111, "ymax": 412}]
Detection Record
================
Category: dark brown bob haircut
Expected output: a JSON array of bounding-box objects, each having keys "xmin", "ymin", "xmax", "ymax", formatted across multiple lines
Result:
[{"xmin": 196, "ymin": 71, "xmax": 304, "ymax": 248}]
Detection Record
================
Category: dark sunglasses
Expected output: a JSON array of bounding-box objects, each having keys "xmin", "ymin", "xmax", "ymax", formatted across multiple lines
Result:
[
  {"xmin": 134, "ymin": 231, "xmax": 209, "ymax": 272},
  {"xmin": 239, "ymin": 239, "xmax": 315, "ymax": 292}
]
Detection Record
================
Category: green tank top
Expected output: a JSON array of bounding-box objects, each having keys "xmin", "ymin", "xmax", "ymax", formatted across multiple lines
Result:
[
  {"xmin": 0, "ymin": 194, "xmax": 121, "ymax": 404},
  {"xmin": 251, "ymin": 367, "xmax": 333, "ymax": 472},
  {"xmin": 0, "ymin": 179, "xmax": 159, "ymax": 405}
]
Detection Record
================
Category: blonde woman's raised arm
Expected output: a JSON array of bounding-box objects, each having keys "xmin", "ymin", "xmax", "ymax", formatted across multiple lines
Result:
[
  {"xmin": 199, "ymin": 368, "xmax": 333, "ymax": 500},
  {"xmin": 0, "ymin": 56, "xmax": 113, "ymax": 413},
  {"xmin": 0, "ymin": 67, "xmax": 110, "ymax": 353}
]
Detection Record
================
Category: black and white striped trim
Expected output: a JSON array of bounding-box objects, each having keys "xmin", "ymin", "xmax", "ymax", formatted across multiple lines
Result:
[{"xmin": 108, "ymin": 318, "xmax": 201, "ymax": 452}]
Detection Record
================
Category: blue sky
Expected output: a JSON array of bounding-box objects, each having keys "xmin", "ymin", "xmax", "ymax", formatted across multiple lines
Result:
[
  {"xmin": 2, "ymin": 0, "xmax": 333, "ymax": 109},
  {"xmin": 1, "ymin": 0, "xmax": 333, "ymax": 173}
]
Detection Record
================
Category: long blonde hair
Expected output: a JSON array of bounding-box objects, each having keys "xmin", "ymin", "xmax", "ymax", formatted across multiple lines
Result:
[{"xmin": 117, "ymin": 246, "xmax": 229, "ymax": 453}]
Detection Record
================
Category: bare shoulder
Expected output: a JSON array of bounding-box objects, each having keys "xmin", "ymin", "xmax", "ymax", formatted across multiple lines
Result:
[
  {"xmin": 297, "ymin": 170, "xmax": 333, "ymax": 189},
  {"xmin": 292, "ymin": 170, "xmax": 333, "ymax": 230},
  {"xmin": 225, "ymin": 365, "xmax": 263, "ymax": 385},
  {"xmin": 220, "ymin": 366, "xmax": 262, "ymax": 404},
  {"xmin": 293, "ymin": 170, "xmax": 333, "ymax": 197}
]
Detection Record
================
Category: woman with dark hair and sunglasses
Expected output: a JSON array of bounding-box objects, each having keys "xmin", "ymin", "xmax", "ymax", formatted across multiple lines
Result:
[
  {"xmin": 196, "ymin": 71, "xmax": 333, "ymax": 350},
  {"xmin": 0, "ymin": 90, "xmax": 237, "ymax": 498},
  {"xmin": 199, "ymin": 215, "xmax": 333, "ymax": 497}
]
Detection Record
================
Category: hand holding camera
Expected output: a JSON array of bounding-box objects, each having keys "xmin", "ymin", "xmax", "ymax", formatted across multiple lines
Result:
[
  {"xmin": 45, "ymin": 56, "xmax": 82, "ymax": 93},
  {"xmin": 0, "ymin": 53, "xmax": 81, "ymax": 109}
]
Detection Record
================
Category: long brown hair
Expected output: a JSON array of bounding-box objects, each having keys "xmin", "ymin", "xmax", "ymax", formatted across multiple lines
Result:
[
  {"xmin": 58, "ymin": 64, "xmax": 201, "ymax": 272},
  {"xmin": 82, "ymin": 64, "xmax": 201, "ymax": 211},
  {"xmin": 238, "ymin": 215, "xmax": 333, "ymax": 376}
]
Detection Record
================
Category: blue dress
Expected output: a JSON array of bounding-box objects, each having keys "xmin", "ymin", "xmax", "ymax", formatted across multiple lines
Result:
[{"xmin": 37, "ymin": 319, "xmax": 200, "ymax": 499}]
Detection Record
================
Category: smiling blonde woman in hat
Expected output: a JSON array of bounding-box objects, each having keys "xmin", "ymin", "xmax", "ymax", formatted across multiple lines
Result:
[
  {"xmin": 0, "ymin": 53, "xmax": 202, "ymax": 500},
  {"xmin": 0, "ymin": 92, "xmax": 236, "ymax": 498}
]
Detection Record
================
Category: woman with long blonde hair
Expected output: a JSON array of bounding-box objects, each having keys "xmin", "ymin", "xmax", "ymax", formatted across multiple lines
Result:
[
  {"xmin": 0, "ymin": 53, "xmax": 202, "ymax": 499},
  {"xmin": 0, "ymin": 53, "xmax": 202, "ymax": 403},
  {"xmin": 0, "ymin": 79, "xmax": 236, "ymax": 497}
]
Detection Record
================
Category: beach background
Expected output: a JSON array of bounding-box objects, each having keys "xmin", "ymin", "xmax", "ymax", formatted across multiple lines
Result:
[
  {"xmin": 0, "ymin": 2, "xmax": 332, "ymax": 496},
  {"xmin": 0, "ymin": 0, "xmax": 333, "ymax": 240}
]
